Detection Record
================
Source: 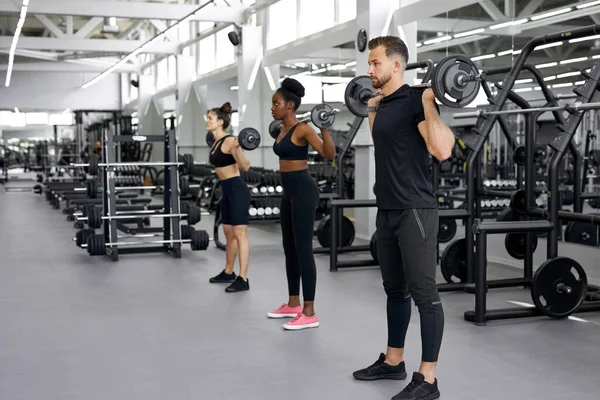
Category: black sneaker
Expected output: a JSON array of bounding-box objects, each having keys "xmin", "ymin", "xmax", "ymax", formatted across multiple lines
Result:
[
  {"xmin": 353, "ymin": 353, "xmax": 407, "ymax": 381},
  {"xmin": 392, "ymin": 372, "xmax": 440, "ymax": 400},
  {"xmin": 225, "ymin": 276, "xmax": 249, "ymax": 293},
  {"xmin": 209, "ymin": 270, "xmax": 237, "ymax": 283}
]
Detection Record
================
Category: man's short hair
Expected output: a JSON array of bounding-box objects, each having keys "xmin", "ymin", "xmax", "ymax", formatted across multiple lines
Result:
[{"xmin": 368, "ymin": 36, "xmax": 409, "ymax": 69}]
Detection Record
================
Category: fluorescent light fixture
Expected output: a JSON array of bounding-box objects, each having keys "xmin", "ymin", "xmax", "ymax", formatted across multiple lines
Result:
[
  {"xmin": 423, "ymin": 35, "xmax": 452, "ymax": 45},
  {"xmin": 515, "ymin": 78, "xmax": 533, "ymax": 84},
  {"xmin": 531, "ymin": 8, "xmax": 572, "ymax": 21},
  {"xmin": 454, "ymin": 28, "xmax": 485, "ymax": 38},
  {"xmin": 557, "ymin": 71, "xmax": 580, "ymax": 79},
  {"xmin": 230, "ymin": 85, "xmax": 239, "ymax": 91},
  {"xmin": 471, "ymin": 54, "xmax": 496, "ymax": 61},
  {"xmin": 416, "ymin": 42, "xmax": 422, "ymax": 47},
  {"xmin": 575, "ymin": 80, "xmax": 586, "ymax": 85},
  {"xmin": 246, "ymin": 46, "xmax": 263, "ymax": 91},
  {"xmin": 560, "ymin": 57, "xmax": 588, "ymax": 64},
  {"xmin": 514, "ymin": 87, "xmax": 533, "ymax": 92},
  {"xmin": 497, "ymin": 49, "xmax": 514, "ymax": 56},
  {"xmin": 576, "ymin": 0, "xmax": 600, "ymax": 9},
  {"xmin": 593, "ymin": 55, "xmax": 600, "ymax": 59},
  {"xmin": 553, "ymin": 82, "xmax": 573, "ymax": 88},
  {"xmin": 5, "ymin": 0, "xmax": 29, "ymax": 87},
  {"xmin": 544, "ymin": 75, "xmax": 556, "ymax": 81},
  {"xmin": 534, "ymin": 87, "xmax": 542, "ymax": 90},
  {"xmin": 344, "ymin": 61, "xmax": 357, "ymax": 67},
  {"xmin": 569, "ymin": 34, "xmax": 600, "ymax": 43},
  {"xmin": 82, "ymin": 1, "xmax": 213, "ymax": 89},
  {"xmin": 536, "ymin": 62, "xmax": 558, "ymax": 69},
  {"xmin": 327, "ymin": 64, "xmax": 346, "ymax": 71},
  {"xmin": 490, "ymin": 19, "xmax": 528, "ymax": 30},
  {"xmin": 263, "ymin": 66, "xmax": 276, "ymax": 91},
  {"xmin": 535, "ymin": 42, "xmax": 563, "ymax": 50},
  {"xmin": 312, "ymin": 68, "xmax": 327, "ymax": 74}
]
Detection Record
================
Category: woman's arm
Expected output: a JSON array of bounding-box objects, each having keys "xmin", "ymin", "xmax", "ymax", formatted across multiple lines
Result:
[
  {"xmin": 299, "ymin": 124, "xmax": 336, "ymax": 161},
  {"xmin": 223, "ymin": 137, "xmax": 251, "ymax": 171}
]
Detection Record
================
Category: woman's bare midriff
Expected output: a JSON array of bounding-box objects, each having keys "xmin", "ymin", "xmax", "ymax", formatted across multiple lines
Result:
[
  {"xmin": 279, "ymin": 160, "xmax": 308, "ymax": 172},
  {"xmin": 215, "ymin": 164, "xmax": 241, "ymax": 181}
]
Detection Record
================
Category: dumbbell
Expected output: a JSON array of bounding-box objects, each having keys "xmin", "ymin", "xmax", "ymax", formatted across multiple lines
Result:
[
  {"xmin": 206, "ymin": 127, "xmax": 262, "ymax": 150},
  {"xmin": 269, "ymin": 104, "xmax": 338, "ymax": 139}
]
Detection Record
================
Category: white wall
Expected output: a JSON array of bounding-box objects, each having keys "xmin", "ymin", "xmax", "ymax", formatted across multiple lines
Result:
[
  {"xmin": 0, "ymin": 72, "xmax": 120, "ymax": 111},
  {"xmin": 2, "ymin": 125, "xmax": 75, "ymax": 140}
]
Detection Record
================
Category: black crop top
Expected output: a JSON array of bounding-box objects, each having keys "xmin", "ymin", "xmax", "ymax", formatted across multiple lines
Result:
[
  {"xmin": 272, "ymin": 124, "xmax": 308, "ymax": 160},
  {"xmin": 209, "ymin": 135, "xmax": 236, "ymax": 168}
]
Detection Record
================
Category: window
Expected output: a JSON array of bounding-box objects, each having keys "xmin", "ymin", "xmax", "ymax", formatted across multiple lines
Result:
[
  {"xmin": 168, "ymin": 56, "xmax": 177, "ymax": 87},
  {"xmin": 156, "ymin": 58, "xmax": 168, "ymax": 91},
  {"xmin": 338, "ymin": 0, "xmax": 357, "ymax": 23},
  {"xmin": 198, "ymin": 35, "xmax": 216, "ymax": 75},
  {"xmin": 267, "ymin": 0, "xmax": 296, "ymax": 49},
  {"xmin": 294, "ymin": 75, "xmax": 322, "ymax": 104},
  {"xmin": 216, "ymin": 27, "xmax": 235, "ymax": 68},
  {"xmin": 299, "ymin": 0, "xmax": 335, "ymax": 37}
]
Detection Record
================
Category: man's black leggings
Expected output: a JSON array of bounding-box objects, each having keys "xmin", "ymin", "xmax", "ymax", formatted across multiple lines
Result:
[
  {"xmin": 376, "ymin": 208, "xmax": 444, "ymax": 363},
  {"xmin": 280, "ymin": 170, "xmax": 319, "ymax": 302}
]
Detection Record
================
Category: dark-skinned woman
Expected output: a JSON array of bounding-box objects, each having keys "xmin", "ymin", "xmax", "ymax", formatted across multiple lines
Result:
[
  {"xmin": 267, "ymin": 78, "xmax": 336, "ymax": 330},
  {"xmin": 206, "ymin": 102, "xmax": 252, "ymax": 293}
]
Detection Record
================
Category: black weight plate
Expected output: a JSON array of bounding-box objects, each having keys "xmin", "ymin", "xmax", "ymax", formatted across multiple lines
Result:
[
  {"xmin": 316, "ymin": 215, "xmax": 356, "ymax": 248},
  {"xmin": 187, "ymin": 204, "xmax": 201, "ymax": 225},
  {"xmin": 206, "ymin": 132, "xmax": 215, "ymax": 148},
  {"xmin": 88, "ymin": 207, "xmax": 102, "ymax": 229},
  {"xmin": 510, "ymin": 189, "xmax": 526, "ymax": 215},
  {"xmin": 238, "ymin": 127, "xmax": 261, "ymax": 151},
  {"xmin": 87, "ymin": 234, "xmax": 105, "ymax": 256},
  {"xmin": 432, "ymin": 55, "xmax": 480, "ymax": 108},
  {"xmin": 440, "ymin": 238, "xmax": 467, "ymax": 283},
  {"xmin": 531, "ymin": 256, "xmax": 587, "ymax": 319},
  {"xmin": 88, "ymin": 154, "xmax": 99, "ymax": 176},
  {"xmin": 181, "ymin": 224, "xmax": 195, "ymax": 240},
  {"xmin": 183, "ymin": 154, "xmax": 194, "ymax": 174},
  {"xmin": 191, "ymin": 229, "xmax": 209, "ymax": 251},
  {"xmin": 87, "ymin": 179, "xmax": 98, "ymax": 198},
  {"xmin": 269, "ymin": 119, "xmax": 281, "ymax": 140},
  {"xmin": 76, "ymin": 228, "xmax": 95, "ymax": 247},
  {"xmin": 437, "ymin": 219, "xmax": 457, "ymax": 243},
  {"xmin": 512, "ymin": 145, "xmax": 526, "ymax": 166},
  {"xmin": 180, "ymin": 176, "xmax": 190, "ymax": 197},
  {"xmin": 344, "ymin": 75, "xmax": 374, "ymax": 118},
  {"xmin": 588, "ymin": 198, "xmax": 600, "ymax": 209},
  {"xmin": 561, "ymin": 190, "xmax": 574, "ymax": 206},
  {"xmin": 370, "ymin": 231, "xmax": 378, "ymax": 263},
  {"xmin": 505, "ymin": 232, "xmax": 538, "ymax": 260},
  {"xmin": 311, "ymin": 104, "xmax": 335, "ymax": 129},
  {"xmin": 496, "ymin": 207, "xmax": 516, "ymax": 222},
  {"xmin": 564, "ymin": 221, "xmax": 599, "ymax": 246}
]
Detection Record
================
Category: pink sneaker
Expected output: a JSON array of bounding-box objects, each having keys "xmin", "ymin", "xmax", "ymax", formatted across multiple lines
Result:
[
  {"xmin": 267, "ymin": 304, "xmax": 303, "ymax": 319},
  {"xmin": 282, "ymin": 313, "xmax": 319, "ymax": 330}
]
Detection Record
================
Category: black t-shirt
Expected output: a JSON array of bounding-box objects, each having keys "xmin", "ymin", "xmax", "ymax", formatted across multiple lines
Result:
[{"xmin": 372, "ymin": 84, "xmax": 438, "ymax": 210}]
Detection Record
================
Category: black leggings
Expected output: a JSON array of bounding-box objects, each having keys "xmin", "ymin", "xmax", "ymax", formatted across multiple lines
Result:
[
  {"xmin": 280, "ymin": 170, "xmax": 319, "ymax": 302},
  {"xmin": 376, "ymin": 208, "xmax": 444, "ymax": 363}
]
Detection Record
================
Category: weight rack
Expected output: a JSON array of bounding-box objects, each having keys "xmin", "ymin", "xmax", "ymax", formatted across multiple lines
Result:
[{"xmin": 97, "ymin": 112, "xmax": 183, "ymax": 261}]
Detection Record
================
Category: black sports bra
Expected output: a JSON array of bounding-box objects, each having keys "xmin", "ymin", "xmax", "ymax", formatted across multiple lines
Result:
[
  {"xmin": 272, "ymin": 124, "xmax": 308, "ymax": 161},
  {"xmin": 209, "ymin": 135, "xmax": 236, "ymax": 168}
]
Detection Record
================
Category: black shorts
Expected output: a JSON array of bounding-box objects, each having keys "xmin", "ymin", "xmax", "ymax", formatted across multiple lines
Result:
[{"xmin": 220, "ymin": 176, "xmax": 251, "ymax": 226}]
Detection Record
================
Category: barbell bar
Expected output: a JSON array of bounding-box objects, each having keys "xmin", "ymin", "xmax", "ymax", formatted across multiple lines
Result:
[
  {"xmin": 453, "ymin": 101, "xmax": 600, "ymax": 119},
  {"xmin": 77, "ymin": 205, "xmax": 201, "ymax": 229},
  {"xmin": 70, "ymin": 153, "xmax": 193, "ymax": 176},
  {"xmin": 344, "ymin": 55, "xmax": 486, "ymax": 118},
  {"xmin": 269, "ymin": 104, "xmax": 339, "ymax": 139},
  {"xmin": 206, "ymin": 126, "xmax": 262, "ymax": 151}
]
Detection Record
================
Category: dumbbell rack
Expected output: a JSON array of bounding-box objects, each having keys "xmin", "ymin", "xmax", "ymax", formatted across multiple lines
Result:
[{"xmin": 96, "ymin": 117, "xmax": 183, "ymax": 261}]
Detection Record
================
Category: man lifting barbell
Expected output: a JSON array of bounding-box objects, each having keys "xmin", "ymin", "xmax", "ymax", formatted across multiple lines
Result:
[
  {"xmin": 351, "ymin": 36, "xmax": 456, "ymax": 400},
  {"xmin": 205, "ymin": 102, "xmax": 252, "ymax": 293}
]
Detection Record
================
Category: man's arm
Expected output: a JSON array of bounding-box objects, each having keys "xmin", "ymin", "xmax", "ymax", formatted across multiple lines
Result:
[
  {"xmin": 367, "ymin": 90, "xmax": 383, "ymax": 142},
  {"xmin": 368, "ymin": 109, "xmax": 377, "ymax": 142},
  {"xmin": 417, "ymin": 89, "xmax": 455, "ymax": 161}
]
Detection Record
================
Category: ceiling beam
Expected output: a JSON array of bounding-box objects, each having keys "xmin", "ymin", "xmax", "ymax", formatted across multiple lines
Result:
[
  {"xmin": 395, "ymin": 0, "xmax": 482, "ymax": 25},
  {"xmin": 0, "ymin": 36, "xmax": 178, "ymax": 54},
  {"xmin": 0, "ymin": 0, "xmax": 243, "ymax": 22},
  {"xmin": 35, "ymin": 15, "xmax": 65, "ymax": 38},
  {"xmin": 74, "ymin": 17, "xmax": 104, "ymax": 39},
  {"xmin": 517, "ymin": 0, "xmax": 544, "ymax": 18},
  {"xmin": 418, "ymin": 18, "xmax": 581, "ymax": 37},
  {"xmin": 0, "ymin": 62, "xmax": 137, "ymax": 73},
  {"xmin": 479, "ymin": 0, "xmax": 505, "ymax": 21}
]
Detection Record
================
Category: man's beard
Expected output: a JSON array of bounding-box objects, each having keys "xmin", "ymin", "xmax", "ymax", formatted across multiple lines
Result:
[{"xmin": 372, "ymin": 73, "xmax": 391, "ymax": 89}]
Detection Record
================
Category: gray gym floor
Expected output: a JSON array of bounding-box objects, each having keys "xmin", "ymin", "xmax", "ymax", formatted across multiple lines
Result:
[{"xmin": 1, "ymin": 186, "xmax": 599, "ymax": 400}]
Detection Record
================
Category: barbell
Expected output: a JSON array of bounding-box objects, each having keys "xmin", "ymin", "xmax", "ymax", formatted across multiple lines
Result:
[
  {"xmin": 454, "ymin": 101, "xmax": 600, "ymax": 119},
  {"xmin": 269, "ymin": 104, "xmax": 339, "ymax": 139},
  {"xmin": 345, "ymin": 54, "xmax": 485, "ymax": 118},
  {"xmin": 71, "ymin": 154, "xmax": 193, "ymax": 177},
  {"xmin": 206, "ymin": 127, "xmax": 262, "ymax": 151},
  {"xmin": 77, "ymin": 204, "xmax": 202, "ymax": 229},
  {"xmin": 79, "ymin": 230, "xmax": 211, "ymax": 256}
]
